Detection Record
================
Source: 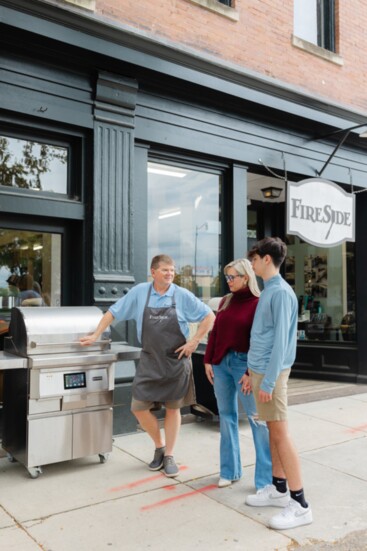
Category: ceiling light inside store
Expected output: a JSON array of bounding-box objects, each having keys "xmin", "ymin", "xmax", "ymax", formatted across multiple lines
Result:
[
  {"xmin": 158, "ymin": 209, "xmax": 181, "ymax": 220},
  {"xmin": 33, "ymin": 244, "xmax": 43, "ymax": 250}
]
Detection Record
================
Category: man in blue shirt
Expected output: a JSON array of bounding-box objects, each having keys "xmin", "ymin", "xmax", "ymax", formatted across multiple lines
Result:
[
  {"xmin": 244, "ymin": 237, "xmax": 312, "ymax": 530},
  {"xmin": 81, "ymin": 254, "xmax": 214, "ymax": 478}
]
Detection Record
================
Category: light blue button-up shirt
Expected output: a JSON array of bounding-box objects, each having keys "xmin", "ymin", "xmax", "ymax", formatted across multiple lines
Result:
[
  {"xmin": 248, "ymin": 274, "xmax": 298, "ymax": 394},
  {"xmin": 109, "ymin": 282, "xmax": 211, "ymax": 344}
]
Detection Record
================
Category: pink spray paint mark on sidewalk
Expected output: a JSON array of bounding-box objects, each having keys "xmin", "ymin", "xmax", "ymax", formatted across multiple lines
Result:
[
  {"xmin": 345, "ymin": 423, "xmax": 367, "ymax": 434},
  {"xmin": 109, "ymin": 465, "xmax": 188, "ymax": 492},
  {"xmin": 140, "ymin": 484, "xmax": 217, "ymax": 511}
]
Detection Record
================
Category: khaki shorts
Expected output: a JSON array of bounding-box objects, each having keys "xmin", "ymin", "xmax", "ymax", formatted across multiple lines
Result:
[
  {"xmin": 131, "ymin": 375, "xmax": 196, "ymax": 412},
  {"xmin": 249, "ymin": 368, "xmax": 291, "ymax": 421}
]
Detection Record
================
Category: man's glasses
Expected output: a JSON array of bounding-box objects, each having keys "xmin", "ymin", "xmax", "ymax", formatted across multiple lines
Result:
[{"xmin": 225, "ymin": 274, "xmax": 243, "ymax": 282}]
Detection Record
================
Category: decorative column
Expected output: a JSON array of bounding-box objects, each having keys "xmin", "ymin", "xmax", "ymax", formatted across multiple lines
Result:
[{"xmin": 93, "ymin": 72, "xmax": 138, "ymax": 304}]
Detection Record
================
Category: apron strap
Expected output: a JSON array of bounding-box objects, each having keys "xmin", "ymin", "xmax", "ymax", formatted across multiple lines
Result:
[{"xmin": 144, "ymin": 283, "xmax": 153, "ymax": 308}]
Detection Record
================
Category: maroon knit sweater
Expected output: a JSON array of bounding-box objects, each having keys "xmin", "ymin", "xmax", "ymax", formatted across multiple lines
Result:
[{"xmin": 204, "ymin": 287, "xmax": 259, "ymax": 366}]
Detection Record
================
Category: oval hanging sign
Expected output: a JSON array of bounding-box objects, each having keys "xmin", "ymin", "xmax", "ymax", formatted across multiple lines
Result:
[{"xmin": 287, "ymin": 178, "xmax": 355, "ymax": 247}]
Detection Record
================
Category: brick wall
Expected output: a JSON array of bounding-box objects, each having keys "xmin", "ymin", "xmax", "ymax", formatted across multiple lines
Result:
[{"xmin": 95, "ymin": 0, "xmax": 367, "ymax": 113}]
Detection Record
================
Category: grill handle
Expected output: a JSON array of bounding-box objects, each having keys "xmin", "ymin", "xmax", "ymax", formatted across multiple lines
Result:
[{"xmin": 29, "ymin": 339, "xmax": 111, "ymax": 349}]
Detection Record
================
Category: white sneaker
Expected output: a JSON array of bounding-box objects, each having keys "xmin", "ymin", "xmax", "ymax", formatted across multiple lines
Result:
[
  {"xmin": 218, "ymin": 478, "xmax": 232, "ymax": 488},
  {"xmin": 268, "ymin": 499, "xmax": 313, "ymax": 530},
  {"xmin": 245, "ymin": 484, "xmax": 290, "ymax": 507}
]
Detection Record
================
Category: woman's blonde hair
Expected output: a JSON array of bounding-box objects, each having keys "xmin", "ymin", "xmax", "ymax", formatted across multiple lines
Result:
[{"xmin": 218, "ymin": 258, "xmax": 260, "ymax": 311}]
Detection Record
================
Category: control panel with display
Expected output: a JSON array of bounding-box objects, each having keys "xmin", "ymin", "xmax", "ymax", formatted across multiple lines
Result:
[{"xmin": 63, "ymin": 372, "xmax": 87, "ymax": 390}]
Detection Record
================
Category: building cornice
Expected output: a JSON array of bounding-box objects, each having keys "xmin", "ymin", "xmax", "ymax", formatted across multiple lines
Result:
[{"xmin": 1, "ymin": 0, "xmax": 367, "ymax": 134}]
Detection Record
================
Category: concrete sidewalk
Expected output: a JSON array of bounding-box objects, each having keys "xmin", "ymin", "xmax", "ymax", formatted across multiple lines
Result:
[{"xmin": 1, "ymin": 392, "xmax": 367, "ymax": 550}]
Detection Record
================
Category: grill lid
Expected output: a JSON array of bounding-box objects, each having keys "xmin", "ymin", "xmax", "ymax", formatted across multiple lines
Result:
[{"xmin": 6, "ymin": 306, "xmax": 110, "ymax": 357}]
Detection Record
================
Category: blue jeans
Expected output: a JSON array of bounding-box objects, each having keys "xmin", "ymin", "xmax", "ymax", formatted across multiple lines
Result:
[{"xmin": 213, "ymin": 350, "xmax": 272, "ymax": 489}]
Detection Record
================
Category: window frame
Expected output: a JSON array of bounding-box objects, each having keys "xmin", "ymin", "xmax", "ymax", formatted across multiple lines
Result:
[{"xmin": 317, "ymin": 0, "xmax": 336, "ymax": 52}]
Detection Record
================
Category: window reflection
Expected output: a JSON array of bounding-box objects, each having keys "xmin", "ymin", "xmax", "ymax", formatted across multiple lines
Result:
[
  {"xmin": 0, "ymin": 136, "xmax": 67, "ymax": 194},
  {"xmin": 0, "ymin": 229, "xmax": 62, "ymax": 346},
  {"xmin": 147, "ymin": 162, "xmax": 221, "ymax": 302}
]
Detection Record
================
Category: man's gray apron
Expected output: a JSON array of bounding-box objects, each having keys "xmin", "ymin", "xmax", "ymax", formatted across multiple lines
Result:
[{"xmin": 132, "ymin": 284, "xmax": 192, "ymax": 402}]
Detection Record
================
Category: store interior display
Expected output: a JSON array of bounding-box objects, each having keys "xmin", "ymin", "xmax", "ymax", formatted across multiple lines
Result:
[{"xmin": 286, "ymin": 237, "xmax": 356, "ymax": 343}]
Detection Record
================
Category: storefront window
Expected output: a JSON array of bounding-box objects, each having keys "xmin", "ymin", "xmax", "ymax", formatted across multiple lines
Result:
[
  {"xmin": 147, "ymin": 162, "xmax": 221, "ymax": 302},
  {"xmin": 0, "ymin": 229, "xmax": 62, "ymax": 345},
  {"xmin": 0, "ymin": 136, "xmax": 67, "ymax": 194},
  {"xmin": 286, "ymin": 236, "xmax": 356, "ymax": 343}
]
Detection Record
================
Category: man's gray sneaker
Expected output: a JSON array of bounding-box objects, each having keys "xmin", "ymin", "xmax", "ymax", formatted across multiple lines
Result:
[
  {"xmin": 148, "ymin": 446, "xmax": 165, "ymax": 471},
  {"xmin": 245, "ymin": 484, "xmax": 290, "ymax": 507},
  {"xmin": 163, "ymin": 455, "xmax": 179, "ymax": 477}
]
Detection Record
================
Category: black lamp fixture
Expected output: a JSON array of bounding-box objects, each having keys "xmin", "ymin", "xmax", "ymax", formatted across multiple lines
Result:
[{"xmin": 261, "ymin": 186, "xmax": 282, "ymax": 199}]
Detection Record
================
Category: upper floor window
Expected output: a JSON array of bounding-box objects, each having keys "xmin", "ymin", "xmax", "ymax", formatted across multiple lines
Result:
[
  {"xmin": 294, "ymin": 0, "xmax": 335, "ymax": 52},
  {"xmin": 218, "ymin": 0, "xmax": 232, "ymax": 5}
]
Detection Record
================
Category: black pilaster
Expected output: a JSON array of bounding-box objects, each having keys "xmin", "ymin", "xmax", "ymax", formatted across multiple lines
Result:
[{"xmin": 93, "ymin": 72, "xmax": 138, "ymax": 303}]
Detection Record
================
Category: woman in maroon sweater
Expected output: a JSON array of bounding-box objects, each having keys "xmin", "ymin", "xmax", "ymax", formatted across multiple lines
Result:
[{"xmin": 204, "ymin": 258, "xmax": 272, "ymax": 489}]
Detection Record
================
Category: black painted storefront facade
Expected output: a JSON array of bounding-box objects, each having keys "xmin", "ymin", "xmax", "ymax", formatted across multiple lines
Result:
[{"xmin": 1, "ymin": 0, "xmax": 367, "ymax": 389}]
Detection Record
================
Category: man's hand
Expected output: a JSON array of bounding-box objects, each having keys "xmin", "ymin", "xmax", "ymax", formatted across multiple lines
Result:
[
  {"xmin": 79, "ymin": 311, "xmax": 114, "ymax": 347},
  {"xmin": 175, "ymin": 339, "xmax": 199, "ymax": 359},
  {"xmin": 259, "ymin": 389, "xmax": 273, "ymax": 403},
  {"xmin": 79, "ymin": 333, "xmax": 98, "ymax": 347},
  {"xmin": 239, "ymin": 373, "xmax": 252, "ymax": 395},
  {"xmin": 204, "ymin": 363, "xmax": 214, "ymax": 385}
]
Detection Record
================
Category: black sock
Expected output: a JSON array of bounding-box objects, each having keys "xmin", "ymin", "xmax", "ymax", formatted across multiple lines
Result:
[
  {"xmin": 272, "ymin": 476, "xmax": 287, "ymax": 494},
  {"xmin": 290, "ymin": 488, "xmax": 308, "ymax": 508}
]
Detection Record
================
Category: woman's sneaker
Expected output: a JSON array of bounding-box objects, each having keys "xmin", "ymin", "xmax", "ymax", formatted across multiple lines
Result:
[
  {"xmin": 268, "ymin": 499, "xmax": 313, "ymax": 529},
  {"xmin": 218, "ymin": 478, "xmax": 232, "ymax": 488},
  {"xmin": 148, "ymin": 446, "xmax": 166, "ymax": 471},
  {"xmin": 245, "ymin": 484, "xmax": 290, "ymax": 507}
]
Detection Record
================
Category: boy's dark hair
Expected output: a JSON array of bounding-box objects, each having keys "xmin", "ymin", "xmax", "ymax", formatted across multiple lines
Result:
[{"xmin": 248, "ymin": 237, "xmax": 287, "ymax": 268}]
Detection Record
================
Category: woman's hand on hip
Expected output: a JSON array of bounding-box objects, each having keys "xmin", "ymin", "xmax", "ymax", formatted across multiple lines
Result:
[{"xmin": 204, "ymin": 363, "xmax": 214, "ymax": 385}]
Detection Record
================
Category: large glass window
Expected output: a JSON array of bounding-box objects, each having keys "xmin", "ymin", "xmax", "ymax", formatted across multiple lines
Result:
[
  {"xmin": 0, "ymin": 229, "xmax": 62, "ymax": 344},
  {"xmin": 285, "ymin": 237, "xmax": 356, "ymax": 343},
  {"xmin": 0, "ymin": 135, "xmax": 68, "ymax": 194},
  {"xmin": 147, "ymin": 161, "xmax": 222, "ymax": 303},
  {"xmin": 294, "ymin": 0, "xmax": 335, "ymax": 52}
]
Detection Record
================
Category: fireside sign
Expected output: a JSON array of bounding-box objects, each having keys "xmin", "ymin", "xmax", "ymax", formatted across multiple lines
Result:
[{"xmin": 287, "ymin": 178, "xmax": 355, "ymax": 247}]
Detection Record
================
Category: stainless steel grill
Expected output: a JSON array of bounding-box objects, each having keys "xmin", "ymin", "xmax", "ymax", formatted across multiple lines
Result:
[{"xmin": 1, "ymin": 306, "xmax": 116, "ymax": 478}]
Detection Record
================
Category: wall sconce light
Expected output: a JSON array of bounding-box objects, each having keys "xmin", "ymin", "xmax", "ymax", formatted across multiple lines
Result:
[{"xmin": 261, "ymin": 186, "xmax": 282, "ymax": 199}]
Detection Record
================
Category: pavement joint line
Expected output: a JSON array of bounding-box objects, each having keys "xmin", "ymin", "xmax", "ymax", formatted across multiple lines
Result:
[
  {"xmin": 297, "ymin": 434, "xmax": 367, "ymax": 456},
  {"xmin": 288, "ymin": 407, "xmax": 367, "ymax": 431},
  {"xmin": 0, "ymin": 504, "xmax": 45, "ymax": 550},
  {"xmin": 299, "ymin": 453, "xmax": 367, "ymax": 483}
]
